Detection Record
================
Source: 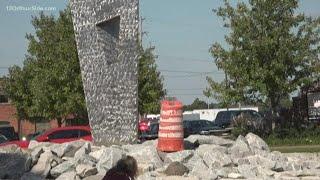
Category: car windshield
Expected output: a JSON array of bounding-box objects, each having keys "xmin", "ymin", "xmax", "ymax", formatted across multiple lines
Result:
[
  {"xmin": 0, "ymin": 134, "xmax": 8, "ymax": 144},
  {"xmin": 31, "ymin": 131, "xmax": 46, "ymax": 140},
  {"xmin": 0, "ymin": 126, "xmax": 16, "ymax": 141}
]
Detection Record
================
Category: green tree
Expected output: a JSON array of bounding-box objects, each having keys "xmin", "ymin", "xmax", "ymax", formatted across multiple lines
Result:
[
  {"xmin": 5, "ymin": 8, "xmax": 166, "ymax": 125},
  {"xmin": 27, "ymin": 8, "xmax": 87, "ymax": 126},
  {"xmin": 183, "ymin": 98, "xmax": 208, "ymax": 111},
  {"xmin": 207, "ymin": 0, "xmax": 320, "ymax": 121},
  {"xmin": 4, "ymin": 65, "xmax": 36, "ymax": 134},
  {"xmin": 138, "ymin": 46, "xmax": 166, "ymax": 115},
  {"xmin": 6, "ymin": 8, "xmax": 87, "ymax": 127}
]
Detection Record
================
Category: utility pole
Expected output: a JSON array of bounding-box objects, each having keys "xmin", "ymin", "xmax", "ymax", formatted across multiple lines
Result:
[
  {"xmin": 139, "ymin": 17, "xmax": 145, "ymax": 44},
  {"xmin": 225, "ymin": 72, "xmax": 229, "ymax": 111}
]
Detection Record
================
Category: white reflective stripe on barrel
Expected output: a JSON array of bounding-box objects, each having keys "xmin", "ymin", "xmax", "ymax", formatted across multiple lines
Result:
[
  {"xmin": 158, "ymin": 132, "xmax": 184, "ymax": 138},
  {"xmin": 159, "ymin": 125, "xmax": 183, "ymax": 131},
  {"xmin": 161, "ymin": 109, "xmax": 183, "ymax": 116},
  {"xmin": 160, "ymin": 117, "xmax": 182, "ymax": 123}
]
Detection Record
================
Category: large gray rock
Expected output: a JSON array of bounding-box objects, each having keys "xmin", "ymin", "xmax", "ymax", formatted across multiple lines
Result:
[
  {"xmin": 0, "ymin": 144, "xmax": 20, "ymax": 153},
  {"xmin": 89, "ymin": 146, "xmax": 106, "ymax": 161},
  {"xmin": 83, "ymin": 174, "xmax": 105, "ymax": 180},
  {"xmin": 245, "ymin": 133, "xmax": 270, "ymax": 154},
  {"xmin": 128, "ymin": 145, "xmax": 163, "ymax": 169},
  {"xmin": 76, "ymin": 164, "xmax": 98, "ymax": 178},
  {"xmin": 50, "ymin": 160, "xmax": 75, "ymax": 178},
  {"xmin": 184, "ymin": 153, "xmax": 202, "ymax": 170},
  {"xmin": 31, "ymin": 147, "xmax": 44, "ymax": 165},
  {"xmin": 31, "ymin": 150, "xmax": 62, "ymax": 177},
  {"xmin": 195, "ymin": 144, "xmax": 227, "ymax": 158},
  {"xmin": 188, "ymin": 159, "xmax": 211, "ymax": 179},
  {"xmin": 28, "ymin": 140, "xmax": 52, "ymax": 150},
  {"xmin": 237, "ymin": 155, "xmax": 276, "ymax": 169},
  {"xmin": 157, "ymin": 176, "xmax": 200, "ymax": 180},
  {"xmin": 0, "ymin": 153, "xmax": 31, "ymax": 179},
  {"xmin": 21, "ymin": 172, "xmax": 45, "ymax": 180},
  {"xmin": 96, "ymin": 146, "xmax": 125, "ymax": 174},
  {"xmin": 137, "ymin": 172, "xmax": 157, "ymax": 180},
  {"xmin": 203, "ymin": 150, "xmax": 232, "ymax": 169},
  {"xmin": 228, "ymin": 173, "xmax": 244, "ymax": 179},
  {"xmin": 75, "ymin": 154, "xmax": 97, "ymax": 167},
  {"xmin": 50, "ymin": 143, "xmax": 75, "ymax": 158},
  {"xmin": 56, "ymin": 170, "xmax": 77, "ymax": 180},
  {"xmin": 237, "ymin": 164, "xmax": 258, "ymax": 178},
  {"xmin": 302, "ymin": 160, "xmax": 320, "ymax": 169},
  {"xmin": 164, "ymin": 150, "xmax": 194, "ymax": 164},
  {"xmin": 74, "ymin": 142, "xmax": 91, "ymax": 160},
  {"xmin": 64, "ymin": 140, "xmax": 88, "ymax": 158},
  {"xmin": 164, "ymin": 162, "xmax": 189, "ymax": 176},
  {"xmin": 185, "ymin": 135, "xmax": 233, "ymax": 147},
  {"xmin": 228, "ymin": 135, "xmax": 253, "ymax": 160},
  {"xmin": 284, "ymin": 161, "xmax": 303, "ymax": 171},
  {"xmin": 214, "ymin": 167, "xmax": 238, "ymax": 178}
]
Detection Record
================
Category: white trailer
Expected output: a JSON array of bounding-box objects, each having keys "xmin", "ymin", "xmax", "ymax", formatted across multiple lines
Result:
[{"xmin": 183, "ymin": 107, "xmax": 259, "ymax": 122}]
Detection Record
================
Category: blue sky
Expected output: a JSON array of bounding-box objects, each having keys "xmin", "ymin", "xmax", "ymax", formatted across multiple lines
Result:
[{"xmin": 0, "ymin": 0, "xmax": 320, "ymax": 104}]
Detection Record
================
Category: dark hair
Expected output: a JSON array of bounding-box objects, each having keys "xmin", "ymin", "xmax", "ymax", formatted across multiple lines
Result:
[{"xmin": 115, "ymin": 155, "xmax": 138, "ymax": 179}]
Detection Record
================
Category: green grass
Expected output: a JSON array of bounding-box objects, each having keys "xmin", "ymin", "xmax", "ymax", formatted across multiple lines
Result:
[{"xmin": 270, "ymin": 145, "xmax": 320, "ymax": 153}]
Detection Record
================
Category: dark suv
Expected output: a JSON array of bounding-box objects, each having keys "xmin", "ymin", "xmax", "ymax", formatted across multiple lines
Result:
[
  {"xmin": 183, "ymin": 119, "xmax": 220, "ymax": 136},
  {"xmin": 214, "ymin": 110, "xmax": 262, "ymax": 128}
]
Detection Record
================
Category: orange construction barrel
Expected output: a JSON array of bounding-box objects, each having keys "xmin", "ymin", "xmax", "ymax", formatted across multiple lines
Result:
[{"xmin": 157, "ymin": 99, "xmax": 184, "ymax": 152}]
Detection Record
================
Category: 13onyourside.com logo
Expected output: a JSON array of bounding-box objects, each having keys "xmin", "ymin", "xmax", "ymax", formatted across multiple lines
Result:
[{"xmin": 6, "ymin": 5, "xmax": 56, "ymax": 12}]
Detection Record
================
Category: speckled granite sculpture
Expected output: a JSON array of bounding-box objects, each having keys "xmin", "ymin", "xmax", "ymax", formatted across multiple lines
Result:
[{"xmin": 70, "ymin": 0, "xmax": 139, "ymax": 145}]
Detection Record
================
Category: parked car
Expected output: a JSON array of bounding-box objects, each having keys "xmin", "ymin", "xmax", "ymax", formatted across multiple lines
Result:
[
  {"xmin": 139, "ymin": 121, "xmax": 159, "ymax": 141},
  {"xmin": 214, "ymin": 110, "xmax": 263, "ymax": 128},
  {"xmin": 0, "ymin": 126, "xmax": 92, "ymax": 149},
  {"xmin": 0, "ymin": 133, "xmax": 29, "ymax": 149},
  {"xmin": 183, "ymin": 119, "xmax": 221, "ymax": 136},
  {"xmin": 26, "ymin": 131, "xmax": 43, "ymax": 141},
  {"xmin": 138, "ymin": 118, "xmax": 159, "ymax": 133},
  {"xmin": 35, "ymin": 126, "xmax": 92, "ymax": 143},
  {"xmin": 0, "ymin": 124, "xmax": 19, "ymax": 141}
]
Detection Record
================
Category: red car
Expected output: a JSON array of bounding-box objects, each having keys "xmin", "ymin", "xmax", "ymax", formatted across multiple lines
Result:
[
  {"xmin": 35, "ymin": 126, "xmax": 92, "ymax": 143},
  {"xmin": 0, "ymin": 126, "xmax": 92, "ymax": 149}
]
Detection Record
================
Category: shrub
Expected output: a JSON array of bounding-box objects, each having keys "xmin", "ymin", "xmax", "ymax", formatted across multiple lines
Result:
[{"xmin": 231, "ymin": 113, "xmax": 268, "ymax": 138}]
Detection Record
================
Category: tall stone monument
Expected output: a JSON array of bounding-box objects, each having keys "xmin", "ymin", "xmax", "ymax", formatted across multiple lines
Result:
[{"xmin": 70, "ymin": 0, "xmax": 139, "ymax": 145}]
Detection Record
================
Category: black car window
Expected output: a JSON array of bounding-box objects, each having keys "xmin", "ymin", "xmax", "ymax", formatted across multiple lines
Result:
[
  {"xmin": 191, "ymin": 121, "xmax": 201, "ymax": 128},
  {"xmin": 203, "ymin": 120, "xmax": 213, "ymax": 127},
  {"xmin": 0, "ymin": 135, "xmax": 7, "ymax": 144},
  {"xmin": 183, "ymin": 121, "xmax": 190, "ymax": 128},
  {"xmin": 0, "ymin": 127, "xmax": 16, "ymax": 140},
  {"xmin": 149, "ymin": 124, "xmax": 159, "ymax": 134},
  {"xmin": 79, "ymin": 130, "xmax": 91, "ymax": 137},
  {"xmin": 48, "ymin": 130, "xmax": 79, "ymax": 139}
]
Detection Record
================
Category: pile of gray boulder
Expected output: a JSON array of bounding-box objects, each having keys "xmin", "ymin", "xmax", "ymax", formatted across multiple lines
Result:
[{"xmin": 0, "ymin": 133, "xmax": 320, "ymax": 180}]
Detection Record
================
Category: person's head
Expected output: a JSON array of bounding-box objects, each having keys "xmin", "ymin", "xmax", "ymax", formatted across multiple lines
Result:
[{"xmin": 115, "ymin": 155, "xmax": 138, "ymax": 179}]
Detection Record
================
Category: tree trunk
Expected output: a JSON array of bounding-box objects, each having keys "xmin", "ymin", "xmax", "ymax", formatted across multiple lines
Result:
[
  {"xmin": 34, "ymin": 121, "xmax": 37, "ymax": 133},
  {"xmin": 270, "ymin": 97, "xmax": 279, "ymax": 132},
  {"xmin": 57, "ymin": 117, "xmax": 62, "ymax": 127},
  {"xmin": 17, "ymin": 118, "xmax": 21, "ymax": 138}
]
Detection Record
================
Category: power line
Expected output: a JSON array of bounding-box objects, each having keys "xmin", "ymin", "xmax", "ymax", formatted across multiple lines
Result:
[
  {"xmin": 167, "ymin": 88, "xmax": 205, "ymax": 90},
  {"xmin": 167, "ymin": 93, "xmax": 205, "ymax": 96},
  {"xmin": 159, "ymin": 55, "xmax": 213, "ymax": 63},
  {"xmin": 159, "ymin": 69, "xmax": 215, "ymax": 74}
]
